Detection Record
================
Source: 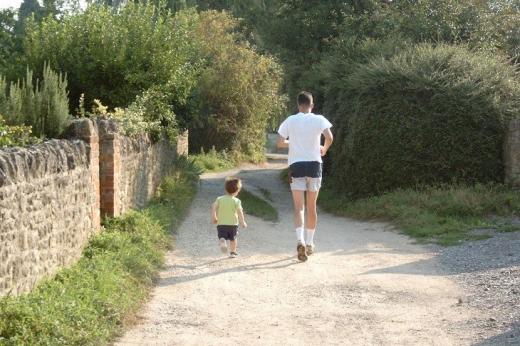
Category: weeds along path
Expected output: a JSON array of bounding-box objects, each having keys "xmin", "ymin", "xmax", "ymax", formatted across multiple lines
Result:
[{"xmin": 116, "ymin": 162, "xmax": 483, "ymax": 346}]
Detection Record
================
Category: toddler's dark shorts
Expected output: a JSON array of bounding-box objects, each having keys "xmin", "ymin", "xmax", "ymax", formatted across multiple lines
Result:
[{"xmin": 217, "ymin": 225, "xmax": 239, "ymax": 241}]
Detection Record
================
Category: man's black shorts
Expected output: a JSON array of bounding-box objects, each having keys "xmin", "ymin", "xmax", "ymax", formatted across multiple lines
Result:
[
  {"xmin": 217, "ymin": 225, "xmax": 239, "ymax": 241},
  {"xmin": 289, "ymin": 161, "xmax": 322, "ymax": 178}
]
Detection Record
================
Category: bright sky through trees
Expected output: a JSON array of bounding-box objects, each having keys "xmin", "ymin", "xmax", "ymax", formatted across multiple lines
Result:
[
  {"xmin": 0, "ymin": 0, "xmax": 24, "ymax": 9},
  {"xmin": 0, "ymin": 0, "xmax": 87, "ymax": 9}
]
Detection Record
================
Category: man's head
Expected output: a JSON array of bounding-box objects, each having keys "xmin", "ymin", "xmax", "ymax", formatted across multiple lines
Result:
[
  {"xmin": 297, "ymin": 91, "xmax": 313, "ymax": 112},
  {"xmin": 225, "ymin": 177, "xmax": 242, "ymax": 195}
]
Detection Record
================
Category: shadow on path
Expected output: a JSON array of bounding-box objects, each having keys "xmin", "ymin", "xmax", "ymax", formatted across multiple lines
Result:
[{"xmin": 158, "ymin": 256, "xmax": 299, "ymax": 287}]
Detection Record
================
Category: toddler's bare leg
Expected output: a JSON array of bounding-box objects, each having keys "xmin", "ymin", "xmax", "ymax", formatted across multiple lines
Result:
[{"xmin": 230, "ymin": 239, "xmax": 237, "ymax": 253}]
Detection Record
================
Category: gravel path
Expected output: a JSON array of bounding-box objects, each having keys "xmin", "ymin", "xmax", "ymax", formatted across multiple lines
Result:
[
  {"xmin": 115, "ymin": 162, "xmax": 516, "ymax": 346},
  {"xmin": 435, "ymin": 233, "xmax": 520, "ymax": 345}
]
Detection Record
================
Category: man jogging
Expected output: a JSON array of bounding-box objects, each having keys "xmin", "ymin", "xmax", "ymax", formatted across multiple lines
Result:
[{"xmin": 277, "ymin": 91, "xmax": 333, "ymax": 262}]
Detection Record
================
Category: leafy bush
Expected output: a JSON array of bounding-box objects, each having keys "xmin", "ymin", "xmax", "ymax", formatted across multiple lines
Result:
[
  {"xmin": 191, "ymin": 146, "xmax": 235, "ymax": 172},
  {"xmin": 325, "ymin": 44, "xmax": 520, "ymax": 197},
  {"xmin": 0, "ymin": 159, "xmax": 199, "ymax": 345},
  {"xmin": 190, "ymin": 11, "xmax": 285, "ymax": 162},
  {"xmin": 89, "ymin": 96, "xmax": 165, "ymax": 141},
  {"xmin": 0, "ymin": 114, "xmax": 39, "ymax": 147},
  {"xmin": 23, "ymin": 3, "xmax": 200, "ymax": 112},
  {"xmin": 0, "ymin": 63, "xmax": 70, "ymax": 138}
]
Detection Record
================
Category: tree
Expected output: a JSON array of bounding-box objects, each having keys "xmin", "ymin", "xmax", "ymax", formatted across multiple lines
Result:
[
  {"xmin": 0, "ymin": 9, "xmax": 25, "ymax": 81},
  {"xmin": 14, "ymin": 0, "xmax": 43, "ymax": 36}
]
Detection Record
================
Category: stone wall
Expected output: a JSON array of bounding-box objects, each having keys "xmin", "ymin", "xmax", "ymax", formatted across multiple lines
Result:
[
  {"xmin": 0, "ymin": 118, "xmax": 187, "ymax": 296},
  {"xmin": 0, "ymin": 137, "xmax": 99, "ymax": 296},
  {"xmin": 98, "ymin": 120, "xmax": 187, "ymax": 217}
]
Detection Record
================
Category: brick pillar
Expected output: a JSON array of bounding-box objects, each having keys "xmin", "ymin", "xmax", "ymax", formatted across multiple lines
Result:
[
  {"xmin": 68, "ymin": 119, "xmax": 101, "ymax": 231},
  {"xmin": 98, "ymin": 119, "xmax": 121, "ymax": 218},
  {"xmin": 504, "ymin": 119, "xmax": 520, "ymax": 187},
  {"xmin": 177, "ymin": 130, "xmax": 189, "ymax": 156}
]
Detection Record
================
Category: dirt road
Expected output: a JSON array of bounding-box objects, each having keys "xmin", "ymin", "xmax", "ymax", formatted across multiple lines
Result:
[{"xmin": 116, "ymin": 162, "xmax": 482, "ymax": 346}]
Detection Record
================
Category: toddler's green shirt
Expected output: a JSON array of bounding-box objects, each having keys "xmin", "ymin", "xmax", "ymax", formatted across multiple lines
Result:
[{"xmin": 216, "ymin": 195, "xmax": 242, "ymax": 225}]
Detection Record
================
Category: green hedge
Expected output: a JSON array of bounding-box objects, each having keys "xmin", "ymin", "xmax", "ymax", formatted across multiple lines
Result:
[
  {"xmin": 0, "ymin": 159, "xmax": 199, "ymax": 345},
  {"xmin": 325, "ymin": 43, "xmax": 520, "ymax": 197}
]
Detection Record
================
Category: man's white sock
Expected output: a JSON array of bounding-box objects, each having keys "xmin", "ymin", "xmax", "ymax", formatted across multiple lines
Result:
[
  {"xmin": 306, "ymin": 228, "xmax": 316, "ymax": 245},
  {"xmin": 295, "ymin": 227, "xmax": 305, "ymax": 244}
]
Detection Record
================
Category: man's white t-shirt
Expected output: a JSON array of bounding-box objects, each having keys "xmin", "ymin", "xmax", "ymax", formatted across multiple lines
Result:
[{"xmin": 278, "ymin": 112, "xmax": 333, "ymax": 165}]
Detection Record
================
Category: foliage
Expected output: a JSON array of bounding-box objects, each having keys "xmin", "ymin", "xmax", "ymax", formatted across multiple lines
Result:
[
  {"xmin": 325, "ymin": 44, "xmax": 520, "ymax": 197},
  {"xmin": 191, "ymin": 146, "xmax": 235, "ymax": 172},
  {"xmin": 0, "ymin": 9, "xmax": 25, "ymax": 82},
  {"xmin": 253, "ymin": 0, "xmax": 359, "ymax": 110},
  {"xmin": 239, "ymin": 188, "xmax": 278, "ymax": 222},
  {"xmin": 190, "ymin": 11, "xmax": 285, "ymax": 162},
  {"xmin": 14, "ymin": 0, "xmax": 43, "ymax": 36},
  {"xmin": 320, "ymin": 183, "xmax": 520, "ymax": 246},
  {"xmin": 0, "ymin": 63, "xmax": 70, "ymax": 138},
  {"xmin": 23, "ymin": 3, "xmax": 201, "ymax": 113},
  {"xmin": 0, "ymin": 114, "xmax": 39, "ymax": 147},
  {"xmin": 214, "ymin": 0, "xmax": 520, "ymax": 109},
  {"xmin": 88, "ymin": 96, "xmax": 164, "ymax": 141},
  {"xmin": 0, "ymin": 159, "xmax": 199, "ymax": 345}
]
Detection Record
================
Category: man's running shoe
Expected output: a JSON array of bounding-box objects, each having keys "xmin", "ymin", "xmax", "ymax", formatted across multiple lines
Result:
[{"xmin": 297, "ymin": 242, "xmax": 308, "ymax": 262}]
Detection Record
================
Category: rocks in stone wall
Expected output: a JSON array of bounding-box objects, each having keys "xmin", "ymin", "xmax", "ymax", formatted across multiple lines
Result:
[
  {"xmin": 0, "ymin": 118, "xmax": 187, "ymax": 297},
  {"xmin": 0, "ymin": 139, "xmax": 96, "ymax": 296},
  {"xmin": 117, "ymin": 135, "xmax": 176, "ymax": 214}
]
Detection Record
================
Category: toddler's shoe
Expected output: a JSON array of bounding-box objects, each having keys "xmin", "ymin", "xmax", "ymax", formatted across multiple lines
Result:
[
  {"xmin": 297, "ymin": 242, "xmax": 308, "ymax": 262},
  {"xmin": 306, "ymin": 244, "xmax": 315, "ymax": 256},
  {"xmin": 229, "ymin": 252, "xmax": 239, "ymax": 258},
  {"xmin": 219, "ymin": 238, "xmax": 228, "ymax": 254}
]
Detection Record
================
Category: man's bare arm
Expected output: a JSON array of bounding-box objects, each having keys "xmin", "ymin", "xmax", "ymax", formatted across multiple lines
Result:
[
  {"xmin": 277, "ymin": 135, "xmax": 289, "ymax": 148},
  {"xmin": 320, "ymin": 128, "xmax": 334, "ymax": 156}
]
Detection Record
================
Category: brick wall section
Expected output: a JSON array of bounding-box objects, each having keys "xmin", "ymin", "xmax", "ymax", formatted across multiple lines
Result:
[
  {"xmin": 98, "ymin": 120, "xmax": 122, "ymax": 218},
  {"xmin": 177, "ymin": 130, "xmax": 189, "ymax": 157},
  {"xmin": 0, "ymin": 118, "xmax": 187, "ymax": 297},
  {"xmin": 98, "ymin": 120, "xmax": 185, "ymax": 217},
  {"xmin": 68, "ymin": 119, "xmax": 101, "ymax": 231},
  {"xmin": 0, "ymin": 139, "xmax": 98, "ymax": 296},
  {"xmin": 505, "ymin": 119, "xmax": 520, "ymax": 187}
]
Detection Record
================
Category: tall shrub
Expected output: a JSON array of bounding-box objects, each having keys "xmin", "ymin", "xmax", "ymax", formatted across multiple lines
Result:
[
  {"xmin": 23, "ymin": 3, "xmax": 200, "ymax": 112},
  {"xmin": 190, "ymin": 11, "xmax": 284, "ymax": 162},
  {"xmin": 326, "ymin": 44, "xmax": 520, "ymax": 197},
  {"xmin": 0, "ymin": 63, "xmax": 70, "ymax": 138}
]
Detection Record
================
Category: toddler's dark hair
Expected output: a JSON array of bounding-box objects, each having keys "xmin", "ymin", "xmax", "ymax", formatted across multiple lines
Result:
[{"xmin": 225, "ymin": 177, "xmax": 242, "ymax": 194}]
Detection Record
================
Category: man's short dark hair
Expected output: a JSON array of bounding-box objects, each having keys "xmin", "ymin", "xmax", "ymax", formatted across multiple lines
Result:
[
  {"xmin": 297, "ymin": 91, "xmax": 313, "ymax": 106},
  {"xmin": 225, "ymin": 177, "xmax": 242, "ymax": 194}
]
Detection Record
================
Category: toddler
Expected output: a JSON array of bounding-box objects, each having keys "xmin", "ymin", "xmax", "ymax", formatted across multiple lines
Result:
[{"xmin": 211, "ymin": 177, "xmax": 247, "ymax": 258}]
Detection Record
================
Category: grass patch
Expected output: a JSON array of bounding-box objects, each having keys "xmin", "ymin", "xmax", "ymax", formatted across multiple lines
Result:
[
  {"xmin": 0, "ymin": 158, "xmax": 199, "ymax": 345},
  {"xmin": 191, "ymin": 147, "xmax": 235, "ymax": 173},
  {"xmin": 239, "ymin": 189, "xmax": 278, "ymax": 222},
  {"xmin": 257, "ymin": 187, "xmax": 273, "ymax": 202},
  {"xmin": 319, "ymin": 183, "xmax": 520, "ymax": 246}
]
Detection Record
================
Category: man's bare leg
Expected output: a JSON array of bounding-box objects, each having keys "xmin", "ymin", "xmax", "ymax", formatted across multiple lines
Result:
[
  {"xmin": 292, "ymin": 190, "xmax": 307, "ymax": 261},
  {"xmin": 305, "ymin": 190, "xmax": 319, "ymax": 254},
  {"xmin": 292, "ymin": 190, "xmax": 305, "ymax": 228}
]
